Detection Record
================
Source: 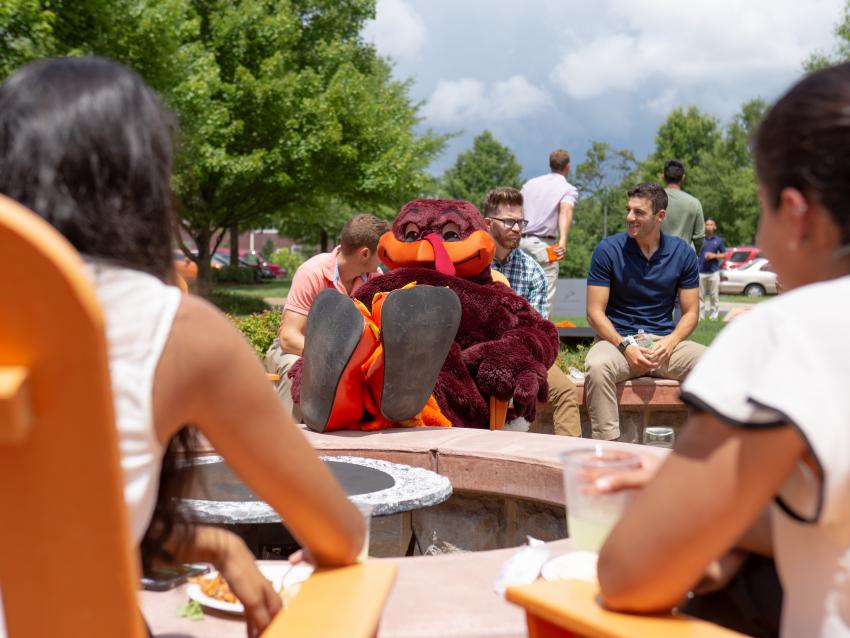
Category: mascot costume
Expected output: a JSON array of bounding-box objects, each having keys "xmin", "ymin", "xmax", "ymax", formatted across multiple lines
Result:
[{"xmin": 291, "ymin": 199, "xmax": 559, "ymax": 431}]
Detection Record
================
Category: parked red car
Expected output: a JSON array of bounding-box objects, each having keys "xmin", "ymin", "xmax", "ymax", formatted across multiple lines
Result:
[
  {"xmin": 722, "ymin": 246, "xmax": 762, "ymax": 270},
  {"xmin": 216, "ymin": 249, "xmax": 281, "ymax": 278}
]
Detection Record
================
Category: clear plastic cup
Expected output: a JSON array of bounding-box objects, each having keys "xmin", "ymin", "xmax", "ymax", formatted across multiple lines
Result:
[
  {"xmin": 354, "ymin": 502, "xmax": 373, "ymax": 562},
  {"xmin": 643, "ymin": 426, "xmax": 675, "ymax": 448},
  {"xmin": 561, "ymin": 447, "xmax": 641, "ymax": 552}
]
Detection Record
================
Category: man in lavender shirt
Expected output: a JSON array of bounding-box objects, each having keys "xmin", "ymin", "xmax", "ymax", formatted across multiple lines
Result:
[{"xmin": 520, "ymin": 149, "xmax": 579, "ymax": 316}]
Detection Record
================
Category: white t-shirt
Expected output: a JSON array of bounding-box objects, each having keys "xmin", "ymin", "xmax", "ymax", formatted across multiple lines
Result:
[
  {"xmin": 681, "ymin": 275, "xmax": 850, "ymax": 638},
  {"xmin": 84, "ymin": 261, "xmax": 181, "ymax": 544}
]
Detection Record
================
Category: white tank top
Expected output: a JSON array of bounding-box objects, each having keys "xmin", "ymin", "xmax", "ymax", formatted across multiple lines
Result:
[{"xmin": 84, "ymin": 261, "xmax": 181, "ymax": 544}]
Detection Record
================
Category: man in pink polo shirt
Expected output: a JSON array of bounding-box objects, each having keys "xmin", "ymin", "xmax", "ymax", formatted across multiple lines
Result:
[{"xmin": 264, "ymin": 213, "xmax": 388, "ymax": 416}]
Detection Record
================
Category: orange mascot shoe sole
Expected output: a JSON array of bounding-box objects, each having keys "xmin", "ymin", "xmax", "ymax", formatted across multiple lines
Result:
[
  {"xmin": 377, "ymin": 285, "xmax": 461, "ymax": 423},
  {"xmin": 300, "ymin": 289, "xmax": 377, "ymax": 432}
]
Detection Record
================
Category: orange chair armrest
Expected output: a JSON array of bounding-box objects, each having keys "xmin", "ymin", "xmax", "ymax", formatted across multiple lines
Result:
[
  {"xmin": 262, "ymin": 561, "xmax": 397, "ymax": 638},
  {"xmin": 506, "ymin": 579, "xmax": 748, "ymax": 638},
  {"xmin": 0, "ymin": 366, "xmax": 33, "ymax": 444}
]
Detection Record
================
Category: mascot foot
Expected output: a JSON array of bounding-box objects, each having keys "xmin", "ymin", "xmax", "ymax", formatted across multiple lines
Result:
[
  {"xmin": 378, "ymin": 285, "xmax": 461, "ymax": 422},
  {"xmin": 300, "ymin": 289, "xmax": 374, "ymax": 432}
]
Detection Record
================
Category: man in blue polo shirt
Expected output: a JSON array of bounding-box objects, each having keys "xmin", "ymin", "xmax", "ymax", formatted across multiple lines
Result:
[
  {"xmin": 698, "ymin": 217, "xmax": 726, "ymax": 320},
  {"xmin": 585, "ymin": 182, "xmax": 706, "ymax": 440}
]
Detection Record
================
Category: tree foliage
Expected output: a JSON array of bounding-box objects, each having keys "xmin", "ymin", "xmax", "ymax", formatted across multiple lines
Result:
[
  {"xmin": 805, "ymin": 1, "xmax": 850, "ymax": 71},
  {"xmin": 440, "ymin": 130, "xmax": 523, "ymax": 209},
  {"xmin": 564, "ymin": 142, "xmax": 637, "ymax": 277},
  {"xmin": 0, "ymin": 0, "xmax": 447, "ymax": 294}
]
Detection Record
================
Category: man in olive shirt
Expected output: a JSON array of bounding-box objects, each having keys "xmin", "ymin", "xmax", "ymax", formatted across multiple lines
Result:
[{"xmin": 661, "ymin": 159, "xmax": 705, "ymax": 253}]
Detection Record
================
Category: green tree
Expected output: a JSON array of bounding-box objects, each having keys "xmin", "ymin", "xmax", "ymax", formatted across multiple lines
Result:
[
  {"xmin": 0, "ymin": 0, "xmax": 447, "ymax": 295},
  {"xmin": 564, "ymin": 142, "xmax": 637, "ymax": 277},
  {"xmin": 0, "ymin": 1, "xmax": 56, "ymax": 77},
  {"xmin": 640, "ymin": 106, "xmax": 721, "ymax": 183},
  {"xmin": 805, "ymin": 1, "xmax": 850, "ymax": 71},
  {"xmin": 440, "ymin": 130, "xmax": 523, "ymax": 208}
]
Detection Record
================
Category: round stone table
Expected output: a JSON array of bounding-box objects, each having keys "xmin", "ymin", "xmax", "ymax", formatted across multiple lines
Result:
[{"xmin": 178, "ymin": 455, "xmax": 452, "ymax": 557}]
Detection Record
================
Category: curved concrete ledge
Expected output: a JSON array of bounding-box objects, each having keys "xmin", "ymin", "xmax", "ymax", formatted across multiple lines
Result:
[{"xmin": 297, "ymin": 426, "xmax": 657, "ymax": 507}]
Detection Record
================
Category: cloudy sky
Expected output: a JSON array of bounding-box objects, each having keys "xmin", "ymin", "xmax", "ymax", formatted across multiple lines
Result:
[{"xmin": 362, "ymin": 0, "xmax": 845, "ymax": 179}]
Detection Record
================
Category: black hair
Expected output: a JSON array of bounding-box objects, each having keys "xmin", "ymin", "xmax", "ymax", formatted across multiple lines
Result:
[
  {"xmin": 0, "ymin": 56, "xmax": 177, "ymax": 281},
  {"xmin": 663, "ymin": 159, "xmax": 685, "ymax": 184},
  {"xmin": 627, "ymin": 182, "xmax": 668, "ymax": 214},
  {"xmin": 0, "ymin": 56, "xmax": 195, "ymax": 571},
  {"xmin": 754, "ymin": 62, "xmax": 850, "ymax": 244}
]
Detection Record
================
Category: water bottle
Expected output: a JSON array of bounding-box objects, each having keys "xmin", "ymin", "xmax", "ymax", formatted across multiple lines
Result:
[{"xmin": 635, "ymin": 329, "xmax": 654, "ymax": 350}]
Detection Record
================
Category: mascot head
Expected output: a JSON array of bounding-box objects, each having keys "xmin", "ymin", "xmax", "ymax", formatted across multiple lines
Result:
[{"xmin": 377, "ymin": 199, "xmax": 496, "ymax": 277}]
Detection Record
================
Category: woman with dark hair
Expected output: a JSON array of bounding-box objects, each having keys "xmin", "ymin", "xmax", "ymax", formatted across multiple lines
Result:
[
  {"xmin": 596, "ymin": 63, "xmax": 850, "ymax": 637},
  {"xmin": 0, "ymin": 56, "xmax": 364, "ymax": 635}
]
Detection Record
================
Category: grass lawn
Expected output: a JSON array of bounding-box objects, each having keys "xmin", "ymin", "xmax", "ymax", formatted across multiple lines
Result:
[
  {"xmin": 207, "ymin": 280, "xmax": 290, "ymax": 318},
  {"xmin": 719, "ymin": 294, "xmax": 772, "ymax": 304}
]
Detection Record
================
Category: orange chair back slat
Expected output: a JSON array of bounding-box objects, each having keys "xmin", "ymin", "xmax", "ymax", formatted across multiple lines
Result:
[{"xmin": 0, "ymin": 195, "xmax": 145, "ymax": 637}]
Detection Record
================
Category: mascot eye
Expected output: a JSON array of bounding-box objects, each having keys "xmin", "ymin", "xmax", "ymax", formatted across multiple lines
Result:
[
  {"xmin": 442, "ymin": 230, "xmax": 460, "ymax": 242},
  {"xmin": 404, "ymin": 229, "xmax": 421, "ymax": 242}
]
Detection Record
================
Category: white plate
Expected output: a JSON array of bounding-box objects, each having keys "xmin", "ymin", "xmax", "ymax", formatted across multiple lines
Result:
[
  {"xmin": 540, "ymin": 552, "xmax": 598, "ymax": 583},
  {"xmin": 187, "ymin": 561, "xmax": 314, "ymax": 615}
]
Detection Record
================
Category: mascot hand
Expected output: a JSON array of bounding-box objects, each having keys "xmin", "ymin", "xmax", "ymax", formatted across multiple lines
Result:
[
  {"xmin": 465, "ymin": 340, "xmax": 549, "ymax": 420},
  {"xmin": 511, "ymin": 363, "xmax": 550, "ymax": 417}
]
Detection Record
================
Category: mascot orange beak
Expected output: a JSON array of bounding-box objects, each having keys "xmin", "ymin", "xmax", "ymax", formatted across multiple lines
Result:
[{"xmin": 377, "ymin": 230, "xmax": 496, "ymax": 277}]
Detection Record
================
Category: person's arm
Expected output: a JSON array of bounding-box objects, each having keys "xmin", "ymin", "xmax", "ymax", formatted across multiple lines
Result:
[
  {"xmin": 171, "ymin": 526, "xmax": 281, "ymax": 635},
  {"xmin": 556, "ymin": 201, "xmax": 574, "ymax": 256},
  {"xmin": 279, "ymin": 309, "xmax": 307, "ymax": 356},
  {"xmin": 587, "ymin": 284, "xmax": 656, "ymax": 373},
  {"xmin": 528, "ymin": 264, "xmax": 549, "ymax": 318},
  {"xmin": 598, "ymin": 411, "xmax": 806, "ymax": 613},
  {"xmin": 154, "ymin": 296, "xmax": 365, "ymax": 567},
  {"xmin": 692, "ymin": 204, "xmax": 705, "ymax": 254},
  {"xmin": 648, "ymin": 287, "xmax": 698, "ymax": 365},
  {"xmin": 715, "ymin": 239, "xmax": 727, "ymax": 262}
]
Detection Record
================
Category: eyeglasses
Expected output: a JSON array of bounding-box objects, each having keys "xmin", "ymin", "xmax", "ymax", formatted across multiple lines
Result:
[{"xmin": 488, "ymin": 217, "xmax": 528, "ymax": 230}]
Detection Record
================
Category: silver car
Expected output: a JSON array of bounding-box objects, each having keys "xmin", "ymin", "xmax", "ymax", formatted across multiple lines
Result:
[{"xmin": 719, "ymin": 258, "xmax": 778, "ymax": 296}]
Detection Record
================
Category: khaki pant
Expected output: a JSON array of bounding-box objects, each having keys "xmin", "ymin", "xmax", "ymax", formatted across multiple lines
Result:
[
  {"xmin": 584, "ymin": 336, "xmax": 706, "ymax": 440},
  {"xmin": 700, "ymin": 272, "xmax": 720, "ymax": 320},
  {"xmin": 548, "ymin": 364, "xmax": 581, "ymax": 436},
  {"xmin": 264, "ymin": 339, "xmax": 302, "ymax": 422},
  {"xmin": 520, "ymin": 235, "xmax": 559, "ymax": 318}
]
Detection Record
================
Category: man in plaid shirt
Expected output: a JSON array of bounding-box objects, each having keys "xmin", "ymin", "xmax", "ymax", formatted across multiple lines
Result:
[{"xmin": 484, "ymin": 187, "xmax": 580, "ymax": 436}]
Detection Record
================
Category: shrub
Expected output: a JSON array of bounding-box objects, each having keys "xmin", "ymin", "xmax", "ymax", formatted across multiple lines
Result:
[
  {"xmin": 228, "ymin": 308, "xmax": 282, "ymax": 357},
  {"xmin": 217, "ymin": 265, "xmax": 256, "ymax": 284},
  {"xmin": 269, "ymin": 248, "xmax": 304, "ymax": 279}
]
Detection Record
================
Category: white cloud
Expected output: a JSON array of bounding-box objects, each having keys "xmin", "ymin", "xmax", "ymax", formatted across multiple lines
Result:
[
  {"xmin": 423, "ymin": 75, "xmax": 552, "ymax": 124},
  {"xmin": 549, "ymin": 0, "xmax": 844, "ymax": 102},
  {"xmin": 362, "ymin": 0, "xmax": 428, "ymax": 62}
]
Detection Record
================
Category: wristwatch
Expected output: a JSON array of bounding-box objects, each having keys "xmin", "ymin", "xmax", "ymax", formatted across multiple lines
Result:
[{"xmin": 617, "ymin": 335, "xmax": 636, "ymax": 354}]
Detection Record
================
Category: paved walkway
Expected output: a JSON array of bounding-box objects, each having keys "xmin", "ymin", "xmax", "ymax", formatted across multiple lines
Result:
[{"xmin": 264, "ymin": 296, "xmax": 287, "ymax": 307}]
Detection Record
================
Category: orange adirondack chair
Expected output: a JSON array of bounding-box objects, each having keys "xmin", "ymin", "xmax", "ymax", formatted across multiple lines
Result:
[
  {"xmin": 507, "ymin": 578, "xmax": 748, "ymax": 638},
  {"xmin": 0, "ymin": 195, "xmax": 397, "ymax": 636},
  {"xmin": 0, "ymin": 194, "xmax": 147, "ymax": 636}
]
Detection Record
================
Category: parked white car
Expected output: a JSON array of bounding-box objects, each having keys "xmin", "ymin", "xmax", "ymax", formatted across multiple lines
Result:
[{"xmin": 719, "ymin": 258, "xmax": 778, "ymax": 296}]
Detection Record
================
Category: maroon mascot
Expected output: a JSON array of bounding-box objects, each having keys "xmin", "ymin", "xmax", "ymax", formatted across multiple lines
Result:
[{"xmin": 293, "ymin": 199, "xmax": 559, "ymax": 431}]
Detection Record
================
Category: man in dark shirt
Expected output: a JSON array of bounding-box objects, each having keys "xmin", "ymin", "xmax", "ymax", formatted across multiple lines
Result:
[
  {"xmin": 698, "ymin": 218, "xmax": 726, "ymax": 320},
  {"xmin": 585, "ymin": 183, "xmax": 706, "ymax": 440}
]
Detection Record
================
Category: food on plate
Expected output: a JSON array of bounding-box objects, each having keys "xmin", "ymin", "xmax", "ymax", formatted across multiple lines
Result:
[{"xmin": 194, "ymin": 573, "xmax": 238, "ymax": 604}]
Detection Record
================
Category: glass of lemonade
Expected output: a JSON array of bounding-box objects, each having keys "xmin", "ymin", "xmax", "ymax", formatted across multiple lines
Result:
[{"xmin": 561, "ymin": 447, "xmax": 641, "ymax": 552}]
